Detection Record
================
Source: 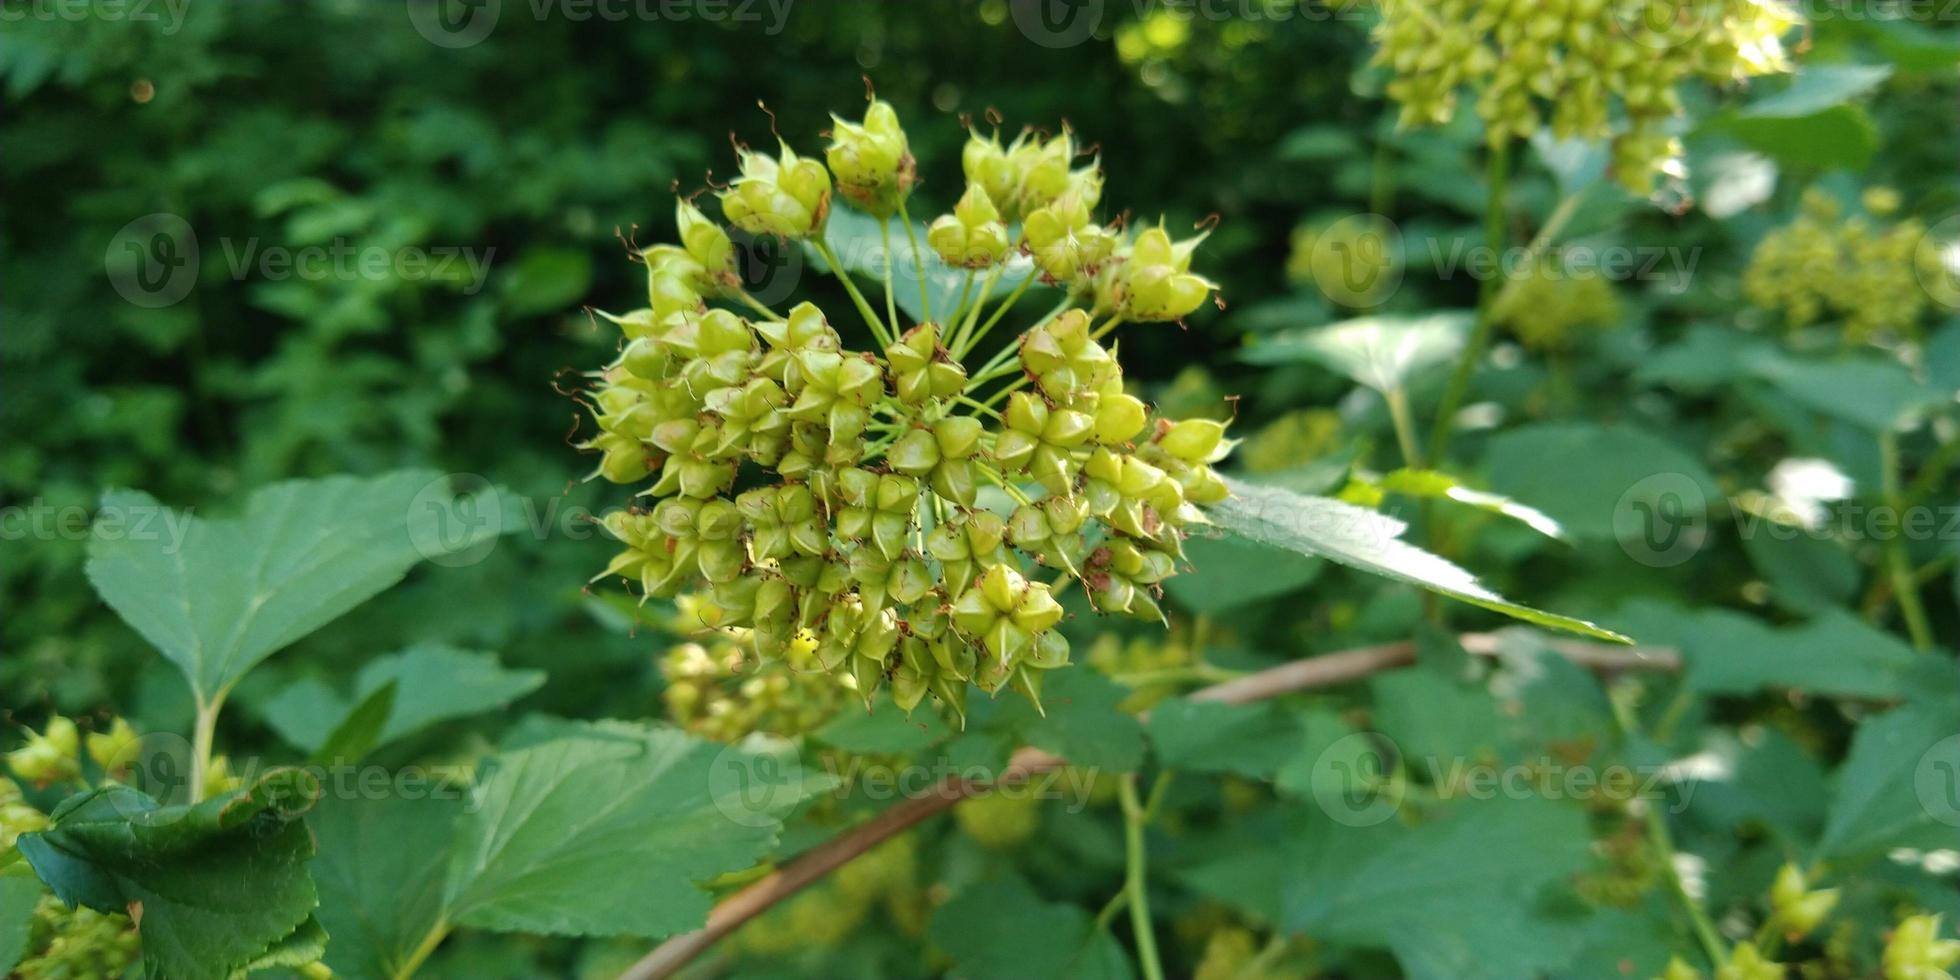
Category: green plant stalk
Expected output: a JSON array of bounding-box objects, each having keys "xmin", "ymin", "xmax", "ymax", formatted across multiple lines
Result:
[
  {"xmin": 879, "ymin": 217, "xmax": 900, "ymax": 334},
  {"xmin": 959, "ymin": 272, "xmax": 1038, "ymax": 360},
  {"xmin": 733, "ymin": 288, "xmax": 779, "ymax": 320},
  {"xmin": 1119, "ymin": 774, "xmax": 1166, "ymax": 980},
  {"xmin": 1611, "ymin": 694, "xmax": 1726, "ymax": 969},
  {"xmin": 1879, "ymin": 432, "xmax": 1935, "ymax": 651},
  {"xmin": 971, "ymin": 293, "xmax": 1076, "ymax": 387},
  {"xmin": 897, "ymin": 198, "xmax": 930, "ymax": 322},
  {"xmin": 394, "ymin": 918, "xmax": 451, "ymax": 980},
  {"xmin": 950, "ymin": 270, "xmax": 976, "ymax": 330},
  {"xmin": 814, "ymin": 239, "xmax": 892, "ymax": 347},
  {"xmin": 189, "ymin": 692, "xmax": 225, "ymax": 804},
  {"xmin": 1428, "ymin": 140, "xmax": 1510, "ymax": 464},
  {"xmin": 951, "ymin": 264, "xmax": 1004, "ymax": 354},
  {"xmin": 1385, "ymin": 386, "xmax": 1423, "ymax": 470}
]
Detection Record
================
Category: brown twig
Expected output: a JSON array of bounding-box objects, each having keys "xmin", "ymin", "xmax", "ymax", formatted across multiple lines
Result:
[{"xmin": 618, "ymin": 631, "xmax": 1675, "ymax": 980}]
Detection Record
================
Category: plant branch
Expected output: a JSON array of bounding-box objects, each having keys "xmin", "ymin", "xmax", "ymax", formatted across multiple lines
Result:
[
  {"xmin": 813, "ymin": 239, "xmax": 892, "ymax": 347},
  {"xmin": 616, "ymin": 631, "xmax": 1676, "ymax": 980},
  {"xmin": 1119, "ymin": 773, "xmax": 1166, "ymax": 980},
  {"xmin": 897, "ymin": 198, "xmax": 930, "ymax": 321},
  {"xmin": 1880, "ymin": 431, "xmax": 1936, "ymax": 651}
]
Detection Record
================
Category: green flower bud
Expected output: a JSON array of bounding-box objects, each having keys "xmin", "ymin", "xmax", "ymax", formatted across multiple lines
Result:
[
  {"xmin": 1715, "ymin": 942, "xmax": 1781, "ymax": 980},
  {"xmin": 885, "ymin": 323, "xmax": 966, "ymax": 405},
  {"xmin": 1884, "ymin": 914, "xmax": 1960, "ymax": 980},
  {"xmin": 929, "ymin": 184, "xmax": 1012, "ymax": 268},
  {"xmin": 1118, "ymin": 225, "xmax": 1217, "ymax": 322},
  {"xmin": 962, "ymin": 130, "xmax": 1018, "ymax": 220},
  {"xmin": 721, "ymin": 141, "xmax": 833, "ymax": 240},
  {"xmin": 677, "ymin": 197, "xmax": 737, "ymax": 289},
  {"xmin": 85, "ymin": 718, "xmax": 141, "ymax": 776},
  {"xmin": 6, "ymin": 716, "xmax": 81, "ymax": 787},
  {"xmin": 827, "ymin": 99, "xmax": 914, "ymax": 217}
]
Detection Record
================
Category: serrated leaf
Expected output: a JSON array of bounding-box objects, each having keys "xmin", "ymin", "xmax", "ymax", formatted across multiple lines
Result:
[
  {"xmin": 310, "ymin": 681, "xmax": 397, "ymax": 765},
  {"xmin": 1816, "ymin": 698, "xmax": 1960, "ymax": 861},
  {"xmin": 244, "ymin": 915, "xmax": 329, "ymax": 972},
  {"xmin": 443, "ymin": 723, "xmax": 831, "ymax": 938},
  {"xmin": 928, "ymin": 876, "xmax": 1133, "ymax": 980},
  {"xmin": 985, "ymin": 669, "xmax": 1145, "ymax": 773},
  {"xmin": 1280, "ymin": 797, "xmax": 1594, "ymax": 980},
  {"xmin": 813, "ymin": 692, "xmax": 953, "ymax": 754},
  {"xmin": 14, "ymin": 769, "xmax": 321, "ymax": 980},
  {"xmin": 1242, "ymin": 311, "xmax": 1471, "ymax": 393},
  {"xmin": 1208, "ymin": 477, "xmax": 1627, "ymax": 641},
  {"xmin": 1373, "ymin": 468, "xmax": 1565, "ymax": 540},
  {"xmin": 0, "ymin": 875, "xmax": 41, "ymax": 977},
  {"xmin": 310, "ymin": 792, "xmax": 462, "ymax": 980},
  {"xmin": 1162, "ymin": 530, "xmax": 1323, "ymax": 615},
  {"xmin": 1144, "ymin": 699, "xmax": 1303, "ymax": 779},
  {"xmin": 264, "ymin": 645, "xmax": 545, "ymax": 755},
  {"xmin": 1680, "ymin": 609, "xmax": 1935, "ymax": 700},
  {"xmin": 1483, "ymin": 422, "xmax": 1719, "ymax": 543},
  {"xmin": 84, "ymin": 472, "xmax": 510, "ymax": 707}
]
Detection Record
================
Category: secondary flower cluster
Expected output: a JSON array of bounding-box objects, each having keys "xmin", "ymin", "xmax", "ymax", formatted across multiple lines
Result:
[
  {"xmin": 1363, "ymin": 0, "xmax": 1800, "ymax": 191},
  {"xmin": 1744, "ymin": 187, "xmax": 1934, "ymax": 342},
  {"xmin": 583, "ymin": 96, "xmax": 1229, "ymax": 719},
  {"xmin": 1490, "ymin": 256, "xmax": 1622, "ymax": 352}
]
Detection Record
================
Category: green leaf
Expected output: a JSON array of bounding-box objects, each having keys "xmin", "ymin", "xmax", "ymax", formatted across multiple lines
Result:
[
  {"xmin": 1144, "ymin": 699, "xmax": 1303, "ymax": 779},
  {"xmin": 243, "ymin": 915, "xmax": 330, "ymax": 972},
  {"xmin": 310, "ymin": 792, "xmax": 462, "ymax": 980},
  {"xmin": 928, "ymin": 876, "xmax": 1133, "ymax": 980},
  {"xmin": 813, "ymin": 692, "xmax": 953, "ymax": 755},
  {"xmin": 499, "ymin": 246, "xmax": 593, "ymax": 318},
  {"xmin": 1680, "ymin": 609, "xmax": 1933, "ymax": 700},
  {"xmin": 1207, "ymin": 477, "xmax": 1627, "ymax": 641},
  {"xmin": 1161, "ymin": 530, "xmax": 1323, "ymax": 615},
  {"xmin": 985, "ymin": 669, "xmax": 1145, "ymax": 773},
  {"xmin": 1483, "ymin": 422, "xmax": 1719, "ymax": 543},
  {"xmin": 1241, "ymin": 311, "xmax": 1471, "ymax": 393},
  {"xmin": 309, "ymin": 681, "xmax": 398, "ymax": 765},
  {"xmin": 1372, "ymin": 468, "xmax": 1565, "ymax": 540},
  {"xmin": 443, "ymin": 722, "xmax": 830, "ymax": 938},
  {"xmin": 811, "ymin": 204, "xmax": 1042, "ymax": 325},
  {"xmin": 1741, "ymin": 529, "xmax": 1861, "ymax": 615},
  {"xmin": 1708, "ymin": 65, "xmax": 1893, "ymax": 171},
  {"xmin": 1747, "ymin": 354, "xmax": 1941, "ymax": 432},
  {"xmin": 1281, "ymin": 797, "xmax": 1594, "ymax": 980},
  {"xmin": 1816, "ymin": 697, "xmax": 1960, "ymax": 861},
  {"xmin": 264, "ymin": 645, "xmax": 545, "ymax": 755},
  {"xmin": 0, "ymin": 875, "xmax": 41, "ymax": 977},
  {"xmin": 14, "ymin": 769, "xmax": 321, "ymax": 980},
  {"xmin": 85, "ymin": 472, "xmax": 510, "ymax": 706}
]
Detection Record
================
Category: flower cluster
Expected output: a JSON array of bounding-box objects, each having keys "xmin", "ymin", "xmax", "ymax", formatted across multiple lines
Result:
[
  {"xmin": 583, "ymin": 95, "xmax": 1231, "ymax": 719},
  {"xmin": 1363, "ymin": 0, "xmax": 1801, "ymax": 191},
  {"xmin": 1491, "ymin": 255, "xmax": 1622, "ymax": 352},
  {"xmin": 1653, "ymin": 864, "xmax": 1957, "ymax": 980},
  {"xmin": 1744, "ymin": 187, "xmax": 1933, "ymax": 342},
  {"xmin": 659, "ymin": 633, "xmax": 849, "ymax": 743}
]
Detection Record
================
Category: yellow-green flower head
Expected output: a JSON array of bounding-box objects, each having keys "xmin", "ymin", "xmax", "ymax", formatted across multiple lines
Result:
[
  {"xmin": 721, "ymin": 140, "xmax": 832, "ymax": 240},
  {"xmin": 826, "ymin": 98, "xmax": 914, "ymax": 217},
  {"xmin": 1365, "ymin": 0, "xmax": 1802, "ymax": 192},
  {"xmin": 1491, "ymin": 255, "xmax": 1622, "ymax": 352},
  {"xmin": 1023, "ymin": 192, "xmax": 1117, "ymax": 283},
  {"xmin": 1117, "ymin": 224, "xmax": 1217, "ymax": 322},
  {"xmin": 6, "ymin": 716, "xmax": 80, "ymax": 787},
  {"xmin": 928, "ymin": 183, "xmax": 1012, "ymax": 268},
  {"xmin": 1884, "ymin": 913, "xmax": 1960, "ymax": 980},
  {"xmin": 1744, "ymin": 186, "xmax": 1930, "ymax": 342},
  {"xmin": 962, "ymin": 130, "xmax": 1018, "ymax": 219},
  {"xmin": 676, "ymin": 197, "xmax": 736, "ymax": 288}
]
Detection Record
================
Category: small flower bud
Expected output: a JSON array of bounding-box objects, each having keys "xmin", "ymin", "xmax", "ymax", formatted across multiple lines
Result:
[
  {"xmin": 721, "ymin": 141, "xmax": 833, "ymax": 240},
  {"xmin": 826, "ymin": 98, "xmax": 914, "ymax": 217}
]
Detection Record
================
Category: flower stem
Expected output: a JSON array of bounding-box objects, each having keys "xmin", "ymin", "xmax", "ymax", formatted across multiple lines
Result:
[
  {"xmin": 1428, "ymin": 139, "xmax": 1510, "ymax": 464},
  {"xmin": 1880, "ymin": 431, "xmax": 1935, "ymax": 651},
  {"xmin": 814, "ymin": 239, "xmax": 891, "ymax": 347},
  {"xmin": 733, "ymin": 288, "xmax": 779, "ymax": 320},
  {"xmin": 959, "ymin": 270, "xmax": 1038, "ymax": 359},
  {"xmin": 1385, "ymin": 386, "xmax": 1423, "ymax": 470},
  {"xmin": 897, "ymin": 198, "xmax": 931, "ymax": 322},
  {"xmin": 1119, "ymin": 773, "xmax": 1166, "ymax": 980},
  {"xmin": 879, "ymin": 217, "xmax": 900, "ymax": 334},
  {"xmin": 1611, "ymin": 692, "xmax": 1726, "ymax": 969},
  {"xmin": 189, "ymin": 692, "xmax": 225, "ymax": 803},
  {"xmin": 394, "ymin": 918, "xmax": 452, "ymax": 980},
  {"xmin": 952, "ymin": 264, "xmax": 1004, "ymax": 355}
]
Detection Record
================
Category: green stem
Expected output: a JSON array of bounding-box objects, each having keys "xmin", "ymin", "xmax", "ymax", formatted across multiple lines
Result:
[
  {"xmin": 733, "ymin": 288, "xmax": 780, "ymax": 321},
  {"xmin": 879, "ymin": 217, "xmax": 900, "ymax": 335},
  {"xmin": 897, "ymin": 198, "xmax": 930, "ymax": 322},
  {"xmin": 1088, "ymin": 312, "xmax": 1123, "ymax": 343},
  {"xmin": 950, "ymin": 270, "xmax": 976, "ymax": 332},
  {"xmin": 1385, "ymin": 386, "xmax": 1423, "ymax": 470},
  {"xmin": 189, "ymin": 694, "xmax": 224, "ymax": 804},
  {"xmin": 960, "ymin": 271, "xmax": 1038, "ymax": 359},
  {"xmin": 1428, "ymin": 140, "xmax": 1511, "ymax": 465},
  {"xmin": 1119, "ymin": 774, "xmax": 1166, "ymax": 980},
  {"xmin": 814, "ymin": 239, "xmax": 891, "ymax": 347},
  {"xmin": 952, "ymin": 264, "xmax": 1004, "ymax": 355},
  {"xmin": 393, "ymin": 918, "xmax": 451, "ymax": 980},
  {"xmin": 1612, "ymin": 694, "xmax": 1726, "ymax": 969},
  {"xmin": 1880, "ymin": 431, "xmax": 1936, "ymax": 651}
]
